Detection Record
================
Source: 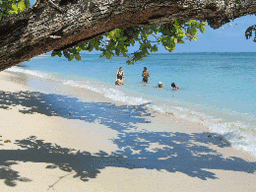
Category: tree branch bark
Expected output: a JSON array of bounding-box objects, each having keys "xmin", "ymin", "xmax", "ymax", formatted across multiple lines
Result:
[{"xmin": 1, "ymin": 0, "xmax": 256, "ymax": 71}]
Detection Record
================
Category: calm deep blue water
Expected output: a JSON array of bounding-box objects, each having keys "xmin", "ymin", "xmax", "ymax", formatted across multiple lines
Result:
[{"xmin": 7, "ymin": 52, "xmax": 256, "ymax": 155}]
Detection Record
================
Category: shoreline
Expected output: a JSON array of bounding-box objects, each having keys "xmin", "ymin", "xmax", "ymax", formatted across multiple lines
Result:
[
  {"xmin": 0, "ymin": 71, "xmax": 256, "ymax": 191},
  {"xmin": 8, "ymin": 68, "xmax": 256, "ymax": 156}
]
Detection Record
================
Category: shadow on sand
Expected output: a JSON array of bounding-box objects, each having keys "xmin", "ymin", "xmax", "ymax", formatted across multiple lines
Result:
[
  {"xmin": 0, "ymin": 90, "xmax": 151, "ymax": 131},
  {"xmin": 0, "ymin": 91, "xmax": 255, "ymax": 187}
]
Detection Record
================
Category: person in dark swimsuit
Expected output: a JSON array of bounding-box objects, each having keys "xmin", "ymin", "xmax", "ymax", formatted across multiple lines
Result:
[
  {"xmin": 116, "ymin": 67, "xmax": 124, "ymax": 85},
  {"xmin": 142, "ymin": 67, "xmax": 150, "ymax": 83}
]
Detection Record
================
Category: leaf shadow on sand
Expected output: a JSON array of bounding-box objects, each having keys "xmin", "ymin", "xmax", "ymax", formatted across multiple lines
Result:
[
  {"xmin": 0, "ymin": 90, "xmax": 151, "ymax": 131},
  {"xmin": 0, "ymin": 90, "xmax": 256, "ymax": 187}
]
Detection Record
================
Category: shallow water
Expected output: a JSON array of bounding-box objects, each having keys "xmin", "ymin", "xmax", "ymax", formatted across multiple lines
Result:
[{"xmin": 7, "ymin": 52, "xmax": 256, "ymax": 156}]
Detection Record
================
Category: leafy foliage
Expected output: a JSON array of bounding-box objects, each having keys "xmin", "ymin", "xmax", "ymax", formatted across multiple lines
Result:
[
  {"xmin": 52, "ymin": 20, "xmax": 207, "ymax": 64},
  {"xmin": 0, "ymin": 0, "xmax": 29, "ymax": 19},
  {"xmin": 245, "ymin": 24, "xmax": 256, "ymax": 42},
  {"xmin": 9, "ymin": 0, "xmax": 26, "ymax": 14}
]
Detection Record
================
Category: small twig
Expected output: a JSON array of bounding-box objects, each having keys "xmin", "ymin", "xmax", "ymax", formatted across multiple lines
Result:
[
  {"xmin": 47, "ymin": 173, "xmax": 72, "ymax": 191},
  {"xmin": 100, "ymin": 40, "xmax": 134, "ymax": 62},
  {"xmin": 48, "ymin": 0, "xmax": 65, "ymax": 13},
  {"xmin": 151, "ymin": 34, "xmax": 160, "ymax": 44}
]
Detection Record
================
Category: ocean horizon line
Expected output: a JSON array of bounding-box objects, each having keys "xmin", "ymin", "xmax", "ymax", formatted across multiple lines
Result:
[{"xmin": 40, "ymin": 51, "xmax": 256, "ymax": 57}]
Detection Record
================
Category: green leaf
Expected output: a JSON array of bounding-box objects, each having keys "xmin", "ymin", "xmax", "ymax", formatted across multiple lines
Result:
[
  {"xmin": 74, "ymin": 54, "xmax": 81, "ymax": 61},
  {"xmin": 9, "ymin": 3, "xmax": 18, "ymax": 14},
  {"xmin": 18, "ymin": 1, "xmax": 26, "ymax": 12},
  {"xmin": 106, "ymin": 51, "xmax": 113, "ymax": 59},
  {"xmin": 6, "ymin": 0, "xmax": 28, "ymax": 15},
  {"xmin": 68, "ymin": 55, "xmax": 74, "ymax": 61}
]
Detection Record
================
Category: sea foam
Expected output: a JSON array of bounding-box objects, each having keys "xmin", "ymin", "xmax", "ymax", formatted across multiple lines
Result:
[
  {"xmin": 7, "ymin": 66, "xmax": 51, "ymax": 79},
  {"xmin": 63, "ymin": 79, "xmax": 151, "ymax": 106}
]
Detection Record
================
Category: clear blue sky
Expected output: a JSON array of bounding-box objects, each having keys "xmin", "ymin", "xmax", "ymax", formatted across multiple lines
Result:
[{"xmin": 29, "ymin": 0, "xmax": 255, "ymax": 53}]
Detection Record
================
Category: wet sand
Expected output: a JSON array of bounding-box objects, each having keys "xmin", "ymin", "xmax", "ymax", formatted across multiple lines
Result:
[{"xmin": 0, "ymin": 71, "xmax": 255, "ymax": 192}]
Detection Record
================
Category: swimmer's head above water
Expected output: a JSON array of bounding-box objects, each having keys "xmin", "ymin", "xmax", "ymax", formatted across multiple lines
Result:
[
  {"xmin": 157, "ymin": 82, "xmax": 164, "ymax": 88},
  {"xmin": 171, "ymin": 82, "xmax": 179, "ymax": 90}
]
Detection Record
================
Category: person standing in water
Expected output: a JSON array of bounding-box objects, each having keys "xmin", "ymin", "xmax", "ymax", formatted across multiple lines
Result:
[
  {"xmin": 142, "ymin": 67, "xmax": 150, "ymax": 83},
  {"xmin": 116, "ymin": 67, "xmax": 125, "ymax": 85}
]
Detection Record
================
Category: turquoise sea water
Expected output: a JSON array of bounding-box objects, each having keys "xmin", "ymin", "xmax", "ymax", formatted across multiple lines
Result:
[{"xmin": 7, "ymin": 52, "xmax": 256, "ymax": 155}]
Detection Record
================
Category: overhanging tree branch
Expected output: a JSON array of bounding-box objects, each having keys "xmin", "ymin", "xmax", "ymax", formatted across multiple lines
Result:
[{"xmin": 0, "ymin": 0, "xmax": 256, "ymax": 71}]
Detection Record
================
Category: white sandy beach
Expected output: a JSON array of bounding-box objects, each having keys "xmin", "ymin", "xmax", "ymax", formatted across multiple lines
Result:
[{"xmin": 0, "ymin": 71, "xmax": 255, "ymax": 192}]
